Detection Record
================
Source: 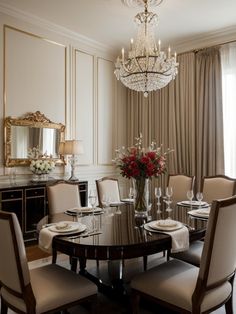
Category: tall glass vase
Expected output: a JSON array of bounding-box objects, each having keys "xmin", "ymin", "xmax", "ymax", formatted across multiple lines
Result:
[{"xmin": 132, "ymin": 177, "xmax": 149, "ymax": 218}]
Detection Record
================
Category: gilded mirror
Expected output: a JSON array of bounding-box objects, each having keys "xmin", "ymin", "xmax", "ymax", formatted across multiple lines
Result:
[{"xmin": 4, "ymin": 111, "xmax": 65, "ymax": 167}]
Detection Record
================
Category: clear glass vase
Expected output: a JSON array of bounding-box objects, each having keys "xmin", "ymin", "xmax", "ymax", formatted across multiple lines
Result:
[{"xmin": 132, "ymin": 177, "xmax": 149, "ymax": 218}]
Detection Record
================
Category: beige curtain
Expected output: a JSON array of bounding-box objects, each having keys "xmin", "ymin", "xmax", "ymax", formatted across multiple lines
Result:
[
  {"xmin": 126, "ymin": 52, "xmax": 196, "ymax": 193},
  {"xmin": 195, "ymin": 48, "xmax": 224, "ymax": 190},
  {"xmin": 126, "ymin": 48, "xmax": 224, "ymax": 199}
]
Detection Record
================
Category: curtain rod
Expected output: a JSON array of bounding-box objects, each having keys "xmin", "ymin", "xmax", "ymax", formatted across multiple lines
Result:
[{"xmin": 177, "ymin": 38, "xmax": 236, "ymax": 56}]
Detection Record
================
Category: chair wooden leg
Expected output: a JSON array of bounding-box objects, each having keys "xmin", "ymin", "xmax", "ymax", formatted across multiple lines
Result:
[
  {"xmin": 131, "ymin": 291, "xmax": 140, "ymax": 314},
  {"xmin": 1, "ymin": 298, "xmax": 8, "ymax": 314},
  {"xmin": 143, "ymin": 255, "xmax": 147, "ymax": 271},
  {"xmin": 225, "ymin": 295, "xmax": 233, "ymax": 314},
  {"xmin": 96, "ymin": 260, "xmax": 99, "ymax": 267}
]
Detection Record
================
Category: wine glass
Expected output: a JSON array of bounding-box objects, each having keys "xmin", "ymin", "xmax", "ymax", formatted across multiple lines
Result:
[
  {"xmin": 165, "ymin": 186, "xmax": 173, "ymax": 219},
  {"xmin": 196, "ymin": 192, "xmax": 203, "ymax": 209},
  {"xmin": 155, "ymin": 187, "xmax": 162, "ymax": 218},
  {"xmin": 129, "ymin": 187, "xmax": 134, "ymax": 200},
  {"xmin": 102, "ymin": 195, "xmax": 114, "ymax": 217},
  {"xmin": 187, "ymin": 190, "xmax": 194, "ymax": 209},
  {"xmin": 89, "ymin": 190, "xmax": 97, "ymax": 229}
]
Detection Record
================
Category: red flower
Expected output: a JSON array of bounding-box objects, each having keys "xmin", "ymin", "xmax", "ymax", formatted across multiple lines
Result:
[
  {"xmin": 141, "ymin": 156, "xmax": 150, "ymax": 164},
  {"xmin": 146, "ymin": 151, "xmax": 156, "ymax": 160}
]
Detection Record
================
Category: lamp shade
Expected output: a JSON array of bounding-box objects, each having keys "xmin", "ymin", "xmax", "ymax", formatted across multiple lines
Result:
[
  {"xmin": 64, "ymin": 140, "xmax": 84, "ymax": 155},
  {"xmin": 58, "ymin": 142, "xmax": 65, "ymax": 154}
]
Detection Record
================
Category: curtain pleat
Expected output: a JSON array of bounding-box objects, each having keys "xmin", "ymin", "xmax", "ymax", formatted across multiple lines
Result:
[
  {"xmin": 195, "ymin": 48, "xmax": 224, "ymax": 190},
  {"xmin": 126, "ymin": 48, "xmax": 224, "ymax": 203}
]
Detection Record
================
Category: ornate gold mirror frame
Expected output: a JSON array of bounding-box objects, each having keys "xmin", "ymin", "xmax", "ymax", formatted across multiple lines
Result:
[{"xmin": 4, "ymin": 111, "xmax": 65, "ymax": 167}]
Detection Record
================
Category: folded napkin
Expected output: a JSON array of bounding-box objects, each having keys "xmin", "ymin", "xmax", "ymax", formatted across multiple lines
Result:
[
  {"xmin": 38, "ymin": 221, "xmax": 85, "ymax": 253},
  {"xmin": 195, "ymin": 208, "xmax": 210, "ymax": 215},
  {"xmin": 163, "ymin": 226, "xmax": 189, "ymax": 253},
  {"xmin": 38, "ymin": 227, "xmax": 58, "ymax": 253}
]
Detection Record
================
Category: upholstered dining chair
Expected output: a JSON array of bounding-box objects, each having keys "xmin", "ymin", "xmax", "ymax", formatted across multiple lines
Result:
[
  {"xmin": 171, "ymin": 174, "xmax": 236, "ymax": 266},
  {"xmin": 131, "ymin": 195, "xmax": 236, "ymax": 314},
  {"xmin": 96, "ymin": 177, "xmax": 123, "ymax": 208},
  {"xmin": 167, "ymin": 174, "xmax": 195, "ymax": 204},
  {"xmin": 201, "ymin": 174, "xmax": 236, "ymax": 204},
  {"xmin": 47, "ymin": 180, "xmax": 81, "ymax": 215},
  {"xmin": 0, "ymin": 211, "xmax": 97, "ymax": 314},
  {"xmin": 166, "ymin": 174, "xmax": 195, "ymax": 221}
]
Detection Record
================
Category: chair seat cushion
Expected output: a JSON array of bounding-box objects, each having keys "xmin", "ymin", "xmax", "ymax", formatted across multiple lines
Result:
[
  {"xmin": 131, "ymin": 259, "xmax": 231, "ymax": 312},
  {"xmin": 1, "ymin": 264, "xmax": 97, "ymax": 313},
  {"xmin": 170, "ymin": 240, "xmax": 203, "ymax": 266}
]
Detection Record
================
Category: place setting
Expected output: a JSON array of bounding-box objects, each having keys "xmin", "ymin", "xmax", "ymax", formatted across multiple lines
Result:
[
  {"xmin": 143, "ymin": 187, "xmax": 189, "ymax": 253},
  {"xmin": 177, "ymin": 190, "xmax": 209, "ymax": 209},
  {"xmin": 38, "ymin": 220, "xmax": 88, "ymax": 252}
]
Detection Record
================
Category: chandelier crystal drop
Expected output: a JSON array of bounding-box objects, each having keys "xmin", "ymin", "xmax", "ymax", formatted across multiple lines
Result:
[{"xmin": 114, "ymin": 0, "xmax": 178, "ymax": 97}]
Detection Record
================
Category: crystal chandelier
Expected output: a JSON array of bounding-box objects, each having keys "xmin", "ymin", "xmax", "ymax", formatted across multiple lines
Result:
[{"xmin": 114, "ymin": 0, "xmax": 178, "ymax": 97}]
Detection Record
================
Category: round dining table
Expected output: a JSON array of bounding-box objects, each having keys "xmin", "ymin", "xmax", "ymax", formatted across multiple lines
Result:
[{"xmin": 37, "ymin": 204, "xmax": 206, "ymax": 294}]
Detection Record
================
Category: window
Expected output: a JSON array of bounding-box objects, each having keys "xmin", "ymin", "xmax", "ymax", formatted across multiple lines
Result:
[{"xmin": 221, "ymin": 43, "xmax": 236, "ymax": 178}]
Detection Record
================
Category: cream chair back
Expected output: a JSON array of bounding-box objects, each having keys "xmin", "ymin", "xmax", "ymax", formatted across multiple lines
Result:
[
  {"xmin": 168, "ymin": 174, "xmax": 195, "ymax": 203},
  {"xmin": 96, "ymin": 177, "xmax": 121, "ymax": 207},
  {"xmin": 0, "ymin": 212, "xmax": 31, "ymax": 295},
  {"xmin": 195, "ymin": 196, "xmax": 236, "ymax": 295},
  {"xmin": 202, "ymin": 175, "xmax": 236, "ymax": 204},
  {"xmin": 47, "ymin": 181, "xmax": 81, "ymax": 214}
]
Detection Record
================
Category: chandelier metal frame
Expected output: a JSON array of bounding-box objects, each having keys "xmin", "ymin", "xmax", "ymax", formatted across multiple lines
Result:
[{"xmin": 114, "ymin": 0, "xmax": 178, "ymax": 97}]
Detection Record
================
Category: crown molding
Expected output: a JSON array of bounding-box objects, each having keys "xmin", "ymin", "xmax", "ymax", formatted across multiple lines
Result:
[
  {"xmin": 0, "ymin": 2, "xmax": 114, "ymax": 56},
  {"xmin": 174, "ymin": 25, "xmax": 236, "ymax": 54}
]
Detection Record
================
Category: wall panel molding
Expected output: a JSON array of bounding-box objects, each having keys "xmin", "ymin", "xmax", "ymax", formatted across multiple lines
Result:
[
  {"xmin": 4, "ymin": 25, "xmax": 67, "ymax": 123},
  {"xmin": 97, "ymin": 57, "xmax": 115, "ymax": 166},
  {"xmin": 74, "ymin": 48, "xmax": 94, "ymax": 165}
]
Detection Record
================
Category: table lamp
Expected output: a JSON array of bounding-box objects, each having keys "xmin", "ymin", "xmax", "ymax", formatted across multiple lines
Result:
[{"xmin": 62, "ymin": 140, "xmax": 84, "ymax": 181}]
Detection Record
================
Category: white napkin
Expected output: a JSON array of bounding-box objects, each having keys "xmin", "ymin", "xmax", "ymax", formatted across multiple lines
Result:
[
  {"xmin": 163, "ymin": 226, "xmax": 189, "ymax": 253},
  {"xmin": 38, "ymin": 227, "xmax": 58, "ymax": 253},
  {"xmin": 38, "ymin": 221, "xmax": 84, "ymax": 253}
]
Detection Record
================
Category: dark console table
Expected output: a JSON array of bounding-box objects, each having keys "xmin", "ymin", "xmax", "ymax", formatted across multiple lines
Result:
[{"xmin": 0, "ymin": 179, "xmax": 88, "ymax": 244}]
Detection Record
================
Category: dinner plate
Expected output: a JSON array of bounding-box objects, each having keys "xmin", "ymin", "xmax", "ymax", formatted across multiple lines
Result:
[
  {"xmin": 121, "ymin": 198, "xmax": 134, "ymax": 203},
  {"xmin": 146, "ymin": 220, "xmax": 183, "ymax": 232},
  {"xmin": 178, "ymin": 200, "xmax": 209, "ymax": 207},
  {"xmin": 67, "ymin": 207, "xmax": 102, "ymax": 214},
  {"xmin": 49, "ymin": 222, "xmax": 86, "ymax": 234}
]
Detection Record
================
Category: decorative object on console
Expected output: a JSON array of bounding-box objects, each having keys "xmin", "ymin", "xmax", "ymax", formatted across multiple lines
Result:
[
  {"xmin": 30, "ymin": 159, "xmax": 55, "ymax": 182},
  {"xmin": 114, "ymin": 133, "xmax": 172, "ymax": 217},
  {"xmin": 114, "ymin": 0, "xmax": 178, "ymax": 97},
  {"xmin": 60, "ymin": 140, "xmax": 84, "ymax": 181}
]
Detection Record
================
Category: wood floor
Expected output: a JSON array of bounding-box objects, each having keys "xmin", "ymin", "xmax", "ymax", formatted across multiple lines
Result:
[{"xmin": 26, "ymin": 244, "xmax": 51, "ymax": 262}]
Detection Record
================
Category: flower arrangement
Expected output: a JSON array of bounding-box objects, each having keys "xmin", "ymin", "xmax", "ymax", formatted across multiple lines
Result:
[
  {"xmin": 114, "ymin": 134, "xmax": 172, "ymax": 215},
  {"xmin": 114, "ymin": 133, "xmax": 171, "ymax": 179},
  {"xmin": 30, "ymin": 159, "xmax": 55, "ymax": 175}
]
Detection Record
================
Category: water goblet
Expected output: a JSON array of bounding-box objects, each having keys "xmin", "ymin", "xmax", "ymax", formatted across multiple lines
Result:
[
  {"xmin": 129, "ymin": 187, "xmax": 134, "ymax": 200},
  {"xmin": 102, "ymin": 195, "xmax": 114, "ymax": 217},
  {"xmin": 196, "ymin": 192, "xmax": 203, "ymax": 209},
  {"xmin": 187, "ymin": 190, "xmax": 194, "ymax": 209},
  {"xmin": 155, "ymin": 187, "xmax": 162, "ymax": 218},
  {"xmin": 165, "ymin": 186, "xmax": 173, "ymax": 219},
  {"xmin": 89, "ymin": 190, "xmax": 97, "ymax": 229}
]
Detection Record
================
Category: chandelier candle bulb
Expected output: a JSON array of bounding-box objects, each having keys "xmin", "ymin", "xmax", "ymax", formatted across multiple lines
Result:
[
  {"xmin": 168, "ymin": 46, "xmax": 171, "ymax": 59},
  {"xmin": 158, "ymin": 39, "xmax": 161, "ymax": 53},
  {"xmin": 130, "ymin": 38, "xmax": 134, "ymax": 49},
  {"xmin": 122, "ymin": 48, "xmax": 125, "ymax": 63}
]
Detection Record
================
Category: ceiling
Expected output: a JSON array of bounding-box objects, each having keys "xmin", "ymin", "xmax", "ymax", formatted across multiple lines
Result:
[{"xmin": 1, "ymin": 0, "xmax": 236, "ymax": 55}]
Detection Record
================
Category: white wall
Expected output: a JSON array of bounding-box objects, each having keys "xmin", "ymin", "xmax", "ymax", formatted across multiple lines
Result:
[{"xmin": 0, "ymin": 9, "xmax": 128, "ymax": 196}]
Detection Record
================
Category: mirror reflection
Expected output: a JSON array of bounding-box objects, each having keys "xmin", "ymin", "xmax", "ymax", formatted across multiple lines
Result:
[
  {"xmin": 4, "ymin": 111, "xmax": 65, "ymax": 167},
  {"xmin": 11, "ymin": 126, "xmax": 60, "ymax": 159}
]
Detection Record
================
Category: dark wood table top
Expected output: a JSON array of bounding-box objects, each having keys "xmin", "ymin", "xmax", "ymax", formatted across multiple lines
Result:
[{"xmin": 38, "ymin": 204, "xmax": 206, "ymax": 261}]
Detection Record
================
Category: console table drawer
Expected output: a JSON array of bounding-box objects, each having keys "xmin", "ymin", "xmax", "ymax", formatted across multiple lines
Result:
[
  {"xmin": 26, "ymin": 188, "xmax": 45, "ymax": 198},
  {"xmin": 1, "ymin": 190, "xmax": 23, "ymax": 200}
]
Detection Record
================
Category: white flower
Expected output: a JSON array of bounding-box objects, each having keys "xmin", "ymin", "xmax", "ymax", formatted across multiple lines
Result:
[{"xmin": 30, "ymin": 159, "xmax": 55, "ymax": 174}]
